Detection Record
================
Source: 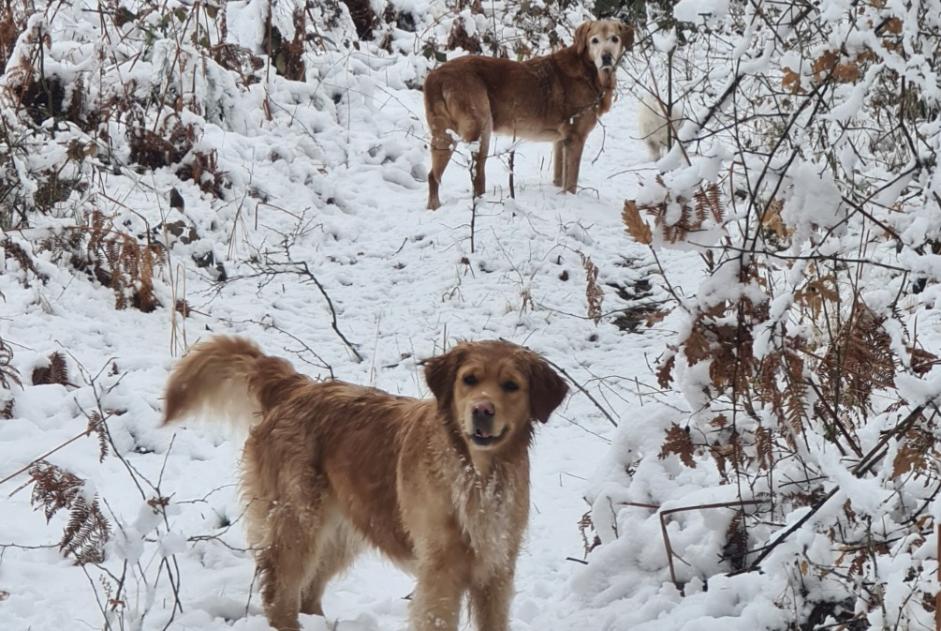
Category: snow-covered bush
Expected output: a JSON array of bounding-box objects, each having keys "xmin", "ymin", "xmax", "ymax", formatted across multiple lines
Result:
[{"xmin": 588, "ymin": 0, "xmax": 941, "ymax": 627}]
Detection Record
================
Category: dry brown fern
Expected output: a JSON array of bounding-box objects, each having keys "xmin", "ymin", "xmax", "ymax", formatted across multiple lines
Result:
[
  {"xmin": 722, "ymin": 510, "xmax": 749, "ymax": 572},
  {"xmin": 817, "ymin": 303, "xmax": 894, "ymax": 417},
  {"xmin": 0, "ymin": 336, "xmax": 21, "ymax": 419},
  {"xmin": 29, "ymin": 460, "xmax": 111, "ymax": 564},
  {"xmin": 86, "ymin": 410, "xmax": 110, "ymax": 463},
  {"xmin": 31, "ymin": 351, "xmax": 69, "ymax": 386},
  {"xmin": 3, "ymin": 238, "xmax": 49, "ymax": 286},
  {"xmin": 783, "ymin": 351, "xmax": 808, "ymax": 440},
  {"xmin": 79, "ymin": 211, "xmax": 164, "ymax": 312},
  {"xmin": 580, "ymin": 253, "xmax": 604, "ymax": 324},
  {"xmin": 627, "ymin": 180, "xmax": 726, "ymax": 244},
  {"xmin": 622, "ymin": 200, "xmax": 652, "ymax": 244},
  {"xmin": 755, "ymin": 425, "xmax": 773, "ymax": 471}
]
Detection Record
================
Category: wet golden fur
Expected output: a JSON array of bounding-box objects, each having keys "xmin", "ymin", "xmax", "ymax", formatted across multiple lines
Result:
[
  {"xmin": 423, "ymin": 19, "xmax": 634, "ymax": 209},
  {"xmin": 162, "ymin": 336, "xmax": 568, "ymax": 631}
]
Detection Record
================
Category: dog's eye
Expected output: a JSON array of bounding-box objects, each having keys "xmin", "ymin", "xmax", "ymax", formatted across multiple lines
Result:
[
  {"xmin": 590, "ymin": 37, "xmax": 600, "ymax": 44},
  {"xmin": 502, "ymin": 380, "xmax": 519, "ymax": 392},
  {"xmin": 463, "ymin": 374, "xmax": 478, "ymax": 386},
  {"xmin": 611, "ymin": 36, "xmax": 619, "ymax": 43}
]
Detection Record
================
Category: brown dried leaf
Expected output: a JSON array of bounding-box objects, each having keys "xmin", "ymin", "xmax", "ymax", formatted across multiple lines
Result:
[
  {"xmin": 795, "ymin": 275, "xmax": 838, "ymax": 320},
  {"xmin": 622, "ymin": 200, "xmax": 652, "ymax": 245},
  {"xmin": 657, "ymin": 354, "xmax": 675, "ymax": 389},
  {"xmin": 892, "ymin": 428, "xmax": 932, "ymax": 479},
  {"xmin": 683, "ymin": 322, "xmax": 711, "ymax": 365},
  {"xmin": 812, "ymin": 50, "xmax": 839, "ymax": 81},
  {"xmin": 782, "ymin": 67, "xmax": 802, "ymax": 94},
  {"xmin": 884, "ymin": 17, "xmax": 902, "ymax": 34},
  {"xmin": 710, "ymin": 441, "xmax": 728, "ymax": 481},
  {"xmin": 910, "ymin": 347, "xmax": 940, "ymax": 376},
  {"xmin": 761, "ymin": 199, "xmax": 792, "ymax": 239},
  {"xmin": 659, "ymin": 423, "xmax": 696, "ymax": 468},
  {"xmin": 644, "ymin": 308, "xmax": 672, "ymax": 327},
  {"xmin": 710, "ymin": 414, "xmax": 728, "ymax": 429},
  {"xmin": 833, "ymin": 62, "xmax": 860, "ymax": 83}
]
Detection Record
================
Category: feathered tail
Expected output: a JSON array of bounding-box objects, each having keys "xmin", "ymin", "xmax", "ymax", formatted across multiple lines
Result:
[{"xmin": 162, "ymin": 336, "xmax": 305, "ymax": 429}]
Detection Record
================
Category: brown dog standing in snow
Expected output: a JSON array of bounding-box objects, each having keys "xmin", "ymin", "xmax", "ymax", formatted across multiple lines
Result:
[
  {"xmin": 162, "ymin": 336, "xmax": 568, "ymax": 631},
  {"xmin": 423, "ymin": 19, "xmax": 633, "ymax": 209}
]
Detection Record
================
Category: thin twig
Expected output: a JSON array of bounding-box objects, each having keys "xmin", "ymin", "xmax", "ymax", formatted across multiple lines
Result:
[{"xmin": 540, "ymin": 356, "xmax": 618, "ymax": 428}]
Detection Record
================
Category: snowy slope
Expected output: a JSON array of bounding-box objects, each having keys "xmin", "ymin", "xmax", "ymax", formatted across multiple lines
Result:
[
  {"xmin": 10, "ymin": 1, "xmax": 938, "ymax": 629},
  {"xmin": 0, "ymin": 4, "xmax": 704, "ymax": 628}
]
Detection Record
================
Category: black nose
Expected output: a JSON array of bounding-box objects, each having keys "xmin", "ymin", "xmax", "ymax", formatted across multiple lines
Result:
[
  {"xmin": 473, "ymin": 405, "xmax": 494, "ymax": 423},
  {"xmin": 602, "ymin": 53, "xmax": 613, "ymax": 66},
  {"xmin": 472, "ymin": 403, "xmax": 495, "ymax": 434}
]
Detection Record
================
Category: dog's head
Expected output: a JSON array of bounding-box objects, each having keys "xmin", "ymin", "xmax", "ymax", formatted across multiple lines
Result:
[
  {"xmin": 424, "ymin": 341, "xmax": 568, "ymax": 452},
  {"xmin": 574, "ymin": 20, "xmax": 634, "ymax": 78}
]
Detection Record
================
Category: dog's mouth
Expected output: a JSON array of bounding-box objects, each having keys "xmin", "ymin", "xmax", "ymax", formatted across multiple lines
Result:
[{"xmin": 469, "ymin": 426, "xmax": 509, "ymax": 447}]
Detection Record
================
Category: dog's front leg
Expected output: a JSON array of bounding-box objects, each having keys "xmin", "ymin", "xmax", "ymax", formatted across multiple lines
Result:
[
  {"xmin": 562, "ymin": 134, "xmax": 586, "ymax": 194},
  {"xmin": 410, "ymin": 555, "xmax": 466, "ymax": 631},
  {"xmin": 470, "ymin": 569, "xmax": 514, "ymax": 631},
  {"xmin": 552, "ymin": 140, "xmax": 565, "ymax": 188}
]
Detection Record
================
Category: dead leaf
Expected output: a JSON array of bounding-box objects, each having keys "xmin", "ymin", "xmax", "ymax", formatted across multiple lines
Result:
[{"xmin": 622, "ymin": 200, "xmax": 652, "ymax": 245}]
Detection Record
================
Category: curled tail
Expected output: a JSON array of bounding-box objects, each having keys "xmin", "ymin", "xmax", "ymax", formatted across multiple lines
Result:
[{"xmin": 162, "ymin": 336, "xmax": 305, "ymax": 429}]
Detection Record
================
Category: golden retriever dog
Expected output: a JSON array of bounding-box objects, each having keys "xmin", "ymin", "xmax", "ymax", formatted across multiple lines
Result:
[
  {"xmin": 423, "ymin": 19, "xmax": 634, "ymax": 209},
  {"xmin": 162, "ymin": 336, "xmax": 568, "ymax": 631}
]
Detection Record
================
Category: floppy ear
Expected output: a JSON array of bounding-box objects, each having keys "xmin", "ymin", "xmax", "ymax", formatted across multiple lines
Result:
[
  {"xmin": 424, "ymin": 347, "xmax": 464, "ymax": 412},
  {"xmin": 573, "ymin": 22, "xmax": 592, "ymax": 55},
  {"xmin": 527, "ymin": 356, "xmax": 569, "ymax": 423},
  {"xmin": 620, "ymin": 22, "xmax": 635, "ymax": 51}
]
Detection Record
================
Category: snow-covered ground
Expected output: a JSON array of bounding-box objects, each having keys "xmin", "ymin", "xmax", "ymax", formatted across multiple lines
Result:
[
  {"xmin": 0, "ymin": 4, "xmax": 709, "ymax": 628},
  {"xmin": 6, "ymin": 1, "xmax": 940, "ymax": 629}
]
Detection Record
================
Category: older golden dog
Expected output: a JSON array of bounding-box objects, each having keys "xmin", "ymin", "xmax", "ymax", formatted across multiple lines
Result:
[
  {"xmin": 162, "ymin": 336, "xmax": 568, "ymax": 631},
  {"xmin": 423, "ymin": 19, "xmax": 633, "ymax": 209}
]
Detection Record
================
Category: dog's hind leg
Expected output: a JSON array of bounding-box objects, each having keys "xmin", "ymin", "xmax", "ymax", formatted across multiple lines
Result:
[
  {"xmin": 253, "ymin": 503, "xmax": 324, "ymax": 631},
  {"xmin": 440, "ymin": 78, "xmax": 491, "ymax": 203},
  {"xmin": 243, "ymin": 435, "xmax": 329, "ymax": 631},
  {"xmin": 450, "ymin": 86, "xmax": 492, "ymax": 201},
  {"xmin": 299, "ymin": 514, "xmax": 363, "ymax": 617},
  {"xmin": 471, "ymin": 120, "xmax": 491, "ymax": 199},
  {"xmin": 427, "ymin": 126, "xmax": 455, "ymax": 210}
]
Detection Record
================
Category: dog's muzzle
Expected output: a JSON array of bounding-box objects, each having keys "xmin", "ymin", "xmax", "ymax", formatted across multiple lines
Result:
[
  {"xmin": 601, "ymin": 53, "xmax": 614, "ymax": 68},
  {"xmin": 470, "ymin": 402, "xmax": 505, "ymax": 446}
]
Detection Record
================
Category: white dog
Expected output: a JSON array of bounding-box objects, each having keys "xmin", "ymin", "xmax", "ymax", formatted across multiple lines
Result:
[{"xmin": 637, "ymin": 91, "xmax": 682, "ymax": 160}]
